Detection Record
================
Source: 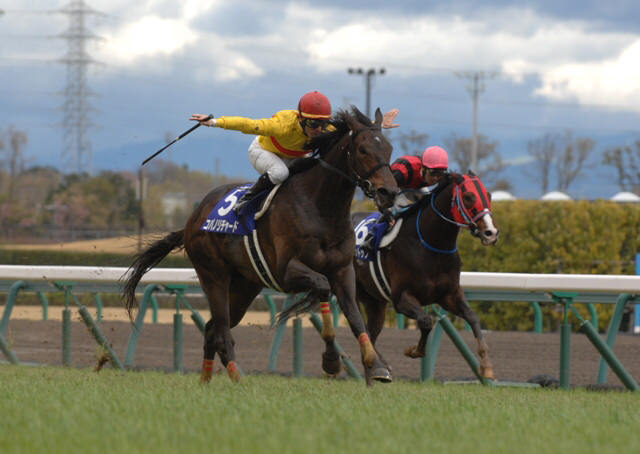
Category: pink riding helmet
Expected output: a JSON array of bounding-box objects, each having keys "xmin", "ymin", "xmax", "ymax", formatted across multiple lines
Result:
[{"xmin": 422, "ymin": 146, "xmax": 449, "ymax": 169}]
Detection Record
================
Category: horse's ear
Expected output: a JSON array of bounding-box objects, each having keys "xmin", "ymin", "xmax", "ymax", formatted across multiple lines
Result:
[
  {"xmin": 452, "ymin": 172, "xmax": 465, "ymax": 185},
  {"xmin": 345, "ymin": 106, "xmax": 363, "ymax": 131},
  {"xmin": 373, "ymin": 108, "xmax": 383, "ymax": 128},
  {"xmin": 468, "ymin": 169, "xmax": 476, "ymax": 177}
]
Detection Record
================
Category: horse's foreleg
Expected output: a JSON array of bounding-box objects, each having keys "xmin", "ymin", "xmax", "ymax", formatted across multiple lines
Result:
[
  {"xmin": 319, "ymin": 302, "xmax": 341, "ymax": 377},
  {"xmin": 448, "ymin": 291, "xmax": 495, "ymax": 380},
  {"xmin": 358, "ymin": 285, "xmax": 392, "ymax": 371},
  {"xmin": 330, "ymin": 265, "xmax": 391, "ymax": 384},
  {"xmin": 282, "ymin": 259, "xmax": 339, "ymax": 376},
  {"xmin": 394, "ymin": 291, "xmax": 433, "ymax": 358}
]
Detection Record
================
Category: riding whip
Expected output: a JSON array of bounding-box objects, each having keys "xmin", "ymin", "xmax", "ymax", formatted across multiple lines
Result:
[{"xmin": 141, "ymin": 114, "xmax": 213, "ymax": 166}]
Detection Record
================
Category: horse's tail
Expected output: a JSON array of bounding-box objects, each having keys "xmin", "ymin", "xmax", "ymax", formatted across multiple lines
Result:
[
  {"xmin": 276, "ymin": 292, "xmax": 321, "ymax": 325},
  {"xmin": 121, "ymin": 230, "xmax": 184, "ymax": 319}
]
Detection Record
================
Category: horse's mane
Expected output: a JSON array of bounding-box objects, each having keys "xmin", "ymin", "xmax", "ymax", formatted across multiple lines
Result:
[
  {"xmin": 288, "ymin": 107, "xmax": 372, "ymax": 178},
  {"xmin": 305, "ymin": 106, "xmax": 372, "ymax": 157}
]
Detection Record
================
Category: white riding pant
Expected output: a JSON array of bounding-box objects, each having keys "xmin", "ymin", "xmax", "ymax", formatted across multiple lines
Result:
[{"xmin": 248, "ymin": 136, "xmax": 294, "ymax": 184}]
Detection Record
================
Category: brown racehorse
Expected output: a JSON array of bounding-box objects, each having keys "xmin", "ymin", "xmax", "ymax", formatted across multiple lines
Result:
[
  {"xmin": 123, "ymin": 107, "xmax": 398, "ymax": 384},
  {"xmin": 351, "ymin": 171, "xmax": 499, "ymax": 380}
]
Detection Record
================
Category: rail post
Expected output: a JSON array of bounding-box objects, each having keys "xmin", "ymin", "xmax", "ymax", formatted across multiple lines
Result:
[
  {"xmin": 569, "ymin": 306, "xmax": 639, "ymax": 391},
  {"xmin": 0, "ymin": 280, "xmax": 27, "ymax": 336},
  {"xmin": 553, "ymin": 292, "xmax": 577, "ymax": 390},
  {"xmin": 292, "ymin": 317, "xmax": 303, "ymax": 377},
  {"xmin": 38, "ymin": 291, "xmax": 48, "ymax": 321},
  {"xmin": 57, "ymin": 282, "xmax": 74, "ymax": 367},
  {"xmin": 164, "ymin": 284, "xmax": 188, "ymax": 373},
  {"xmin": 421, "ymin": 314, "xmax": 443, "ymax": 381},
  {"xmin": 597, "ymin": 293, "xmax": 635, "ymax": 384},
  {"xmin": 267, "ymin": 295, "xmax": 293, "ymax": 372},
  {"xmin": 93, "ymin": 293, "xmax": 103, "ymax": 322},
  {"xmin": 124, "ymin": 283, "xmax": 160, "ymax": 368},
  {"xmin": 530, "ymin": 301, "xmax": 543, "ymax": 333},
  {"xmin": 263, "ymin": 293, "xmax": 277, "ymax": 327},
  {"xmin": 330, "ymin": 295, "xmax": 339, "ymax": 328},
  {"xmin": 0, "ymin": 333, "xmax": 19, "ymax": 364},
  {"xmin": 78, "ymin": 306, "xmax": 124, "ymax": 370}
]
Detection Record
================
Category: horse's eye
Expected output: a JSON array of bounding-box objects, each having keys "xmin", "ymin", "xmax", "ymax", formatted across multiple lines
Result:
[{"xmin": 463, "ymin": 192, "xmax": 476, "ymax": 206}]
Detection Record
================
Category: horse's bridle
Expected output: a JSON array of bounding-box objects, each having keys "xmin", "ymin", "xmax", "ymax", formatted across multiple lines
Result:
[
  {"xmin": 429, "ymin": 178, "xmax": 491, "ymax": 238},
  {"xmin": 316, "ymin": 127, "xmax": 390, "ymax": 199}
]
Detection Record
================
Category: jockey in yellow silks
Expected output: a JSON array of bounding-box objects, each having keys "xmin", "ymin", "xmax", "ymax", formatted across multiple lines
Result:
[{"xmin": 190, "ymin": 91, "xmax": 399, "ymax": 213}]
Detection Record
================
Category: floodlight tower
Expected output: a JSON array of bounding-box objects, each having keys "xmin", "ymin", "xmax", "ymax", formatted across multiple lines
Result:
[
  {"xmin": 56, "ymin": 0, "xmax": 103, "ymax": 174},
  {"xmin": 347, "ymin": 67, "xmax": 386, "ymax": 119}
]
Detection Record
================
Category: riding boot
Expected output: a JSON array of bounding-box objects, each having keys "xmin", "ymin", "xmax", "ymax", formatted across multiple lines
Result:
[
  {"xmin": 361, "ymin": 212, "xmax": 394, "ymax": 254},
  {"xmin": 234, "ymin": 173, "xmax": 275, "ymax": 214}
]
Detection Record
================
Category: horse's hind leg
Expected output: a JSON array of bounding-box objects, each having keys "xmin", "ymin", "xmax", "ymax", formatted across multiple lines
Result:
[
  {"xmin": 447, "ymin": 290, "xmax": 495, "ymax": 380},
  {"xmin": 197, "ymin": 268, "xmax": 242, "ymax": 383},
  {"xmin": 201, "ymin": 318, "xmax": 217, "ymax": 383},
  {"xmin": 394, "ymin": 290, "xmax": 433, "ymax": 358}
]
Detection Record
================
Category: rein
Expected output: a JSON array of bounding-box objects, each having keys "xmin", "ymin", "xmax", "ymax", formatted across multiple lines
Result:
[{"xmin": 315, "ymin": 127, "xmax": 390, "ymax": 199}]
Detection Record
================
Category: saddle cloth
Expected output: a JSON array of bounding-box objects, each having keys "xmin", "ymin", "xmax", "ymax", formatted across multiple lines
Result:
[
  {"xmin": 354, "ymin": 213, "xmax": 403, "ymax": 262},
  {"xmin": 200, "ymin": 184, "xmax": 280, "ymax": 234}
]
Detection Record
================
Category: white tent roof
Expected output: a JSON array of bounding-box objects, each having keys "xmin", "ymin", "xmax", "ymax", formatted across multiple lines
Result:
[
  {"xmin": 491, "ymin": 190, "xmax": 516, "ymax": 201},
  {"xmin": 541, "ymin": 191, "xmax": 572, "ymax": 201},
  {"xmin": 610, "ymin": 191, "xmax": 640, "ymax": 202}
]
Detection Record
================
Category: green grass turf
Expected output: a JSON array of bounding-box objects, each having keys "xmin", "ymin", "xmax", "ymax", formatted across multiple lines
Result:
[{"xmin": 1, "ymin": 365, "xmax": 638, "ymax": 454}]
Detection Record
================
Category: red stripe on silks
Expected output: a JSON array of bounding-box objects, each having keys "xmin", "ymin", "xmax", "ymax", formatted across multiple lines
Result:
[
  {"xmin": 202, "ymin": 359, "xmax": 214, "ymax": 372},
  {"xmin": 269, "ymin": 136, "xmax": 308, "ymax": 157},
  {"xmin": 358, "ymin": 333, "xmax": 370, "ymax": 346},
  {"xmin": 320, "ymin": 303, "xmax": 331, "ymax": 314}
]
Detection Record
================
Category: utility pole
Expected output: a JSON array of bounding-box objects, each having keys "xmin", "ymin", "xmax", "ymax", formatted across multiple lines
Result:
[
  {"xmin": 456, "ymin": 71, "xmax": 495, "ymax": 173},
  {"xmin": 347, "ymin": 67, "xmax": 386, "ymax": 119}
]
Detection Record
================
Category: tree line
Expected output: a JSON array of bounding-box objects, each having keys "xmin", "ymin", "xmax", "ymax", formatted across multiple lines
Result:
[
  {"xmin": 388, "ymin": 128, "xmax": 640, "ymax": 194},
  {"xmin": 1, "ymin": 124, "xmax": 639, "ymax": 241}
]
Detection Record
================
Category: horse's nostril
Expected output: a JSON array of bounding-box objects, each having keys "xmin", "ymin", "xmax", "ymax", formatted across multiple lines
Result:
[
  {"xmin": 484, "ymin": 230, "xmax": 493, "ymax": 237},
  {"xmin": 377, "ymin": 188, "xmax": 390, "ymax": 198}
]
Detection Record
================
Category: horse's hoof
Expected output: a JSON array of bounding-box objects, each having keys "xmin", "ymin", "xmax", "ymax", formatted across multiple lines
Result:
[
  {"xmin": 226, "ymin": 361, "xmax": 241, "ymax": 383},
  {"xmin": 403, "ymin": 346, "xmax": 425, "ymax": 358},
  {"xmin": 370, "ymin": 366, "xmax": 393, "ymax": 383},
  {"xmin": 322, "ymin": 351, "xmax": 341, "ymax": 376},
  {"xmin": 323, "ymin": 372, "xmax": 340, "ymax": 379},
  {"xmin": 479, "ymin": 366, "xmax": 496, "ymax": 381}
]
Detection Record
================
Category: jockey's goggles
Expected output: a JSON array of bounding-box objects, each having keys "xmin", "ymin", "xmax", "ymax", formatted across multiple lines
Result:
[
  {"xmin": 425, "ymin": 167, "xmax": 447, "ymax": 177},
  {"xmin": 303, "ymin": 118, "xmax": 329, "ymax": 129}
]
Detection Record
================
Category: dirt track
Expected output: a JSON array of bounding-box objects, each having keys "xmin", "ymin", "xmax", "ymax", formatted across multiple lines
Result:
[{"xmin": 3, "ymin": 310, "xmax": 640, "ymax": 388}]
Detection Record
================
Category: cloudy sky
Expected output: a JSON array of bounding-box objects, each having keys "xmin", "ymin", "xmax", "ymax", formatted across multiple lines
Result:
[{"xmin": 2, "ymin": 0, "xmax": 640, "ymax": 198}]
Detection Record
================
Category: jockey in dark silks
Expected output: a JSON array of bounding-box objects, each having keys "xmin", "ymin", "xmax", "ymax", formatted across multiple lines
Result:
[
  {"xmin": 190, "ymin": 93, "xmax": 400, "ymax": 214},
  {"xmin": 361, "ymin": 146, "xmax": 449, "ymax": 253}
]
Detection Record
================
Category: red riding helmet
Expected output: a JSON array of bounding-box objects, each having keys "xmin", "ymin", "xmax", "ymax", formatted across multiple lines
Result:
[
  {"xmin": 422, "ymin": 146, "xmax": 449, "ymax": 169},
  {"xmin": 298, "ymin": 91, "xmax": 331, "ymax": 120}
]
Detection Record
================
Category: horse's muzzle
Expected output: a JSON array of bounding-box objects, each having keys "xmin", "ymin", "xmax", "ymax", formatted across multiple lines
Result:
[{"xmin": 374, "ymin": 187, "xmax": 396, "ymax": 212}]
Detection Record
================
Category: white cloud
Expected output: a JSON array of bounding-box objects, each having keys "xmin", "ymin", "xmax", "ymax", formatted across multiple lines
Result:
[
  {"xmin": 535, "ymin": 39, "xmax": 640, "ymax": 107},
  {"xmin": 98, "ymin": 15, "xmax": 196, "ymax": 63}
]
